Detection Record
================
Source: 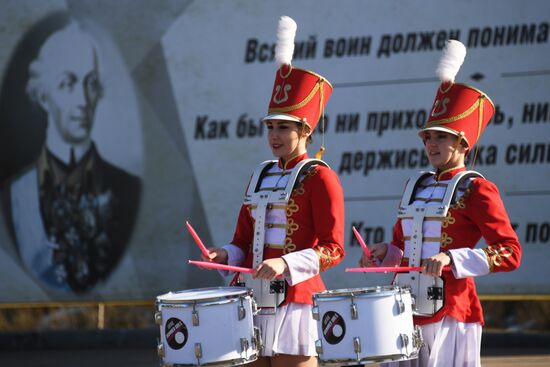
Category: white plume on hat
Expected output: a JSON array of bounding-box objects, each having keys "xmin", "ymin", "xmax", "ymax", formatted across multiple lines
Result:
[
  {"xmin": 275, "ymin": 16, "xmax": 297, "ymax": 67},
  {"xmin": 435, "ymin": 40, "xmax": 467, "ymax": 83}
]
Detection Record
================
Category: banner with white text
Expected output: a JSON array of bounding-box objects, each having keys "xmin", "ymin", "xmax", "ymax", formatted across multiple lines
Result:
[{"xmin": 0, "ymin": 0, "xmax": 548, "ymax": 302}]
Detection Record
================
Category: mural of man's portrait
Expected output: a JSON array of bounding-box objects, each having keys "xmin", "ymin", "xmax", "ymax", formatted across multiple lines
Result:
[{"xmin": 1, "ymin": 14, "xmax": 142, "ymax": 294}]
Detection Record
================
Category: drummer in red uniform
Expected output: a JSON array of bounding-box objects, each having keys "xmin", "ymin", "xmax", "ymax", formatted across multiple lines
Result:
[
  {"xmin": 359, "ymin": 40, "xmax": 522, "ymax": 367},
  {"xmin": 203, "ymin": 16, "xmax": 345, "ymax": 367}
]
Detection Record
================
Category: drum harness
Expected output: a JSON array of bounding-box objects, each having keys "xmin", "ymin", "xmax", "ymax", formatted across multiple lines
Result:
[
  {"xmin": 236, "ymin": 158, "xmax": 328, "ymax": 316},
  {"xmin": 395, "ymin": 170, "xmax": 483, "ymax": 316}
]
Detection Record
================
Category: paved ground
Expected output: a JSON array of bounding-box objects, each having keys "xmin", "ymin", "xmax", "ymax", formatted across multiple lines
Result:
[
  {"xmin": 1, "ymin": 329, "xmax": 548, "ymax": 366},
  {"xmin": 1, "ymin": 348, "xmax": 549, "ymax": 367},
  {"xmin": 482, "ymin": 355, "xmax": 550, "ymax": 367}
]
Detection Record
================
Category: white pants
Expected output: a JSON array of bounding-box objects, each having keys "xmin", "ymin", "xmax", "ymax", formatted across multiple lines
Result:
[
  {"xmin": 255, "ymin": 302, "xmax": 318, "ymax": 356},
  {"xmin": 383, "ymin": 316, "xmax": 482, "ymax": 367}
]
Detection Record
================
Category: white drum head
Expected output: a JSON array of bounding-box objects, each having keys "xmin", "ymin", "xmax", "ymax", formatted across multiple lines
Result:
[
  {"xmin": 157, "ymin": 286, "xmax": 249, "ymax": 303},
  {"xmin": 314, "ymin": 286, "xmax": 404, "ymax": 300}
]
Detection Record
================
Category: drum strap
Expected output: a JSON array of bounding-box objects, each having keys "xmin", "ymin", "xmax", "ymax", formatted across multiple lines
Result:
[
  {"xmin": 243, "ymin": 158, "xmax": 328, "ymax": 309},
  {"xmin": 396, "ymin": 170, "xmax": 483, "ymax": 315},
  {"xmin": 245, "ymin": 158, "xmax": 329, "ymax": 267},
  {"xmin": 398, "ymin": 170, "xmax": 484, "ymax": 265}
]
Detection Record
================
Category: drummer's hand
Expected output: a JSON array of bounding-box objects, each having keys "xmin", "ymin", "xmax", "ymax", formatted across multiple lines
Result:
[
  {"xmin": 358, "ymin": 243, "xmax": 387, "ymax": 267},
  {"xmin": 253, "ymin": 258, "xmax": 288, "ymax": 281},
  {"xmin": 201, "ymin": 247, "xmax": 228, "ymax": 264},
  {"xmin": 422, "ymin": 252, "xmax": 451, "ymax": 277}
]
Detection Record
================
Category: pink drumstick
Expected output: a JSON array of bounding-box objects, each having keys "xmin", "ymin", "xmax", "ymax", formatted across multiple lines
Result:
[
  {"xmin": 346, "ymin": 266, "xmax": 451, "ymax": 273},
  {"xmin": 352, "ymin": 226, "xmax": 372, "ymax": 258},
  {"xmin": 188, "ymin": 260, "xmax": 255, "ymax": 274},
  {"xmin": 346, "ymin": 266, "xmax": 422, "ymax": 273},
  {"xmin": 186, "ymin": 221, "xmax": 211, "ymax": 259}
]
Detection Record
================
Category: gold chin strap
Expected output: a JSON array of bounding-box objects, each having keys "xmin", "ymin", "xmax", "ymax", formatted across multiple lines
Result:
[
  {"xmin": 469, "ymin": 95, "xmax": 485, "ymax": 171},
  {"xmin": 315, "ymin": 79, "xmax": 326, "ymax": 160}
]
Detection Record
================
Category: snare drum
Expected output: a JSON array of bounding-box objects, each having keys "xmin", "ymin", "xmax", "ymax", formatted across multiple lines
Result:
[
  {"xmin": 312, "ymin": 286, "xmax": 421, "ymax": 366},
  {"xmin": 155, "ymin": 287, "xmax": 259, "ymax": 366}
]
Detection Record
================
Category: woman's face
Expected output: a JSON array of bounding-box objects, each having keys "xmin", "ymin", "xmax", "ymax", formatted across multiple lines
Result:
[
  {"xmin": 266, "ymin": 119, "xmax": 309, "ymax": 162},
  {"xmin": 421, "ymin": 130, "xmax": 467, "ymax": 171}
]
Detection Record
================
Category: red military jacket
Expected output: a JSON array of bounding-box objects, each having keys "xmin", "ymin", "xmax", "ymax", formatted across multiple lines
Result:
[
  {"xmin": 230, "ymin": 153, "xmax": 345, "ymax": 305},
  {"xmin": 392, "ymin": 166, "xmax": 521, "ymax": 325}
]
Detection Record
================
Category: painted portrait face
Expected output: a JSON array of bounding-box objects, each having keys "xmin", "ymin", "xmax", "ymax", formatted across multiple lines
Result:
[{"xmin": 36, "ymin": 27, "xmax": 102, "ymax": 144}]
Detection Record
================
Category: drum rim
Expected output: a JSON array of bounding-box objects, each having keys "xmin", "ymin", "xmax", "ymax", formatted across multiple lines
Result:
[
  {"xmin": 317, "ymin": 351, "xmax": 419, "ymax": 365},
  {"xmin": 156, "ymin": 286, "xmax": 251, "ymax": 304},
  {"xmin": 162, "ymin": 351, "xmax": 259, "ymax": 366},
  {"xmin": 313, "ymin": 285, "xmax": 409, "ymax": 300}
]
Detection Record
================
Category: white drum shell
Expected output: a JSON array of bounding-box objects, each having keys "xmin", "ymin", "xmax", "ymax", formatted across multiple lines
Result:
[
  {"xmin": 313, "ymin": 286, "xmax": 419, "ymax": 365},
  {"xmin": 156, "ymin": 287, "xmax": 257, "ymax": 366}
]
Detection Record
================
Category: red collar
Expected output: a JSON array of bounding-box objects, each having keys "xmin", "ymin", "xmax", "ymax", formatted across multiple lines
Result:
[
  {"xmin": 435, "ymin": 165, "xmax": 466, "ymax": 181},
  {"xmin": 278, "ymin": 152, "xmax": 308, "ymax": 170}
]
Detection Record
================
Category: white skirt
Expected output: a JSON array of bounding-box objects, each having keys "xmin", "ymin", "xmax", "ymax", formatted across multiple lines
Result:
[
  {"xmin": 255, "ymin": 302, "xmax": 318, "ymax": 356},
  {"xmin": 383, "ymin": 316, "xmax": 482, "ymax": 367}
]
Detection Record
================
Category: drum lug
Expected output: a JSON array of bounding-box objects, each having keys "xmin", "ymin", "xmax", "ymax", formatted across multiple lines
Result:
[
  {"xmin": 400, "ymin": 333, "xmax": 410, "ymax": 357},
  {"xmin": 397, "ymin": 300, "xmax": 405, "ymax": 314},
  {"xmin": 353, "ymin": 337, "xmax": 361, "ymax": 352},
  {"xmin": 254, "ymin": 326, "xmax": 263, "ymax": 351},
  {"xmin": 157, "ymin": 342, "xmax": 165, "ymax": 358},
  {"xmin": 192, "ymin": 310, "xmax": 199, "ymax": 326},
  {"xmin": 238, "ymin": 296, "xmax": 247, "ymax": 320},
  {"xmin": 195, "ymin": 342, "xmax": 203, "ymax": 360},
  {"xmin": 311, "ymin": 306, "xmax": 320, "ymax": 321},
  {"xmin": 251, "ymin": 298, "xmax": 258, "ymax": 314},
  {"xmin": 154, "ymin": 311, "xmax": 162, "ymax": 325},
  {"xmin": 240, "ymin": 337, "xmax": 249, "ymax": 356},
  {"xmin": 239, "ymin": 305, "xmax": 246, "ymax": 320},
  {"xmin": 192, "ymin": 301, "xmax": 199, "ymax": 326},
  {"xmin": 400, "ymin": 333, "xmax": 409, "ymax": 348},
  {"xmin": 353, "ymin": 337, "xmax": 362, "ymax": 361},
  {"xmin": 350, "ymin": 302, "xmax": 358, "ymax": 320},
  {"xmin": 350, "ymin": 294, "xmax": 358, "ymax": 319},
  {"xmin": 413, "ymin": 326, "xmax": 424, "ymax": 349},
  {"xmin": 315, "ymin": 339, "xmax": 323, "ymax": 355}
]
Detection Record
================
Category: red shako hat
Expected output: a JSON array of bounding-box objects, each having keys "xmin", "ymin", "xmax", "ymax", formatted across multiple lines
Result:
[
  {"xmin": 263, "ymin": 16, "xmax": 332, "ymax": 131},
  {"xmin": 420, "ymin": 40, "xmax": 494, "ymax": 149}
]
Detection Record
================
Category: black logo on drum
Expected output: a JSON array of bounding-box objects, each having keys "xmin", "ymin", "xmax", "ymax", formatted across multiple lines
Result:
[
  {"xmin": 165, "ymin": 317, "xmax": 188, "ymax": 350},
  {"xmin": 322, "ymin": 311, "xmax": 346, "ymax": 345}
]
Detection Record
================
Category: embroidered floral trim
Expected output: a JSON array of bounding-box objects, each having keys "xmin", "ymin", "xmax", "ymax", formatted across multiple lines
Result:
[
  {"xmin": 286, "ymin": 218, "xmax": 299, "ymax": 236},
  {"xmin": 284, "ymin": 237, "xmax": 297, "ymax": 254},
  {"xmin": 286, "ymin": 199, "xmax": 299, "ymax": 216},
  {"xmin": 292, "ymin": 167, "xmax": 319, "ymax": 196},
  {"xmin": 452, "ymin": 187, "xmax": 471, "ymax": 209},
  {"xmin": 315, "ymin": 247, "xmax": 344, "ymax": 271},
  {"xmin": 283, "ymin": 197, "xmax": 300, "ymax": 254},
  {"xmin": 293, "ymin": 183, "xmax": 306, "ymax": 196},
  {"xmin": 301, "ymin": 166, "xmax": 318, "ymax": 180},
  {"xmin": 440, "ymin": 232, "xmax": 453, "ymax": 248},
  {"xmin": 483, "ymin": 245, "xmax": 514, "ymax": 272},
  {"xmin": 453, "ymin": 197, "xmax": 466, "ymax": 209},
  {"xmin": 282, "ymin": 166, "xmax": 319, "ymax": 254},
  {"xmin": 442, "ymin": 212, "xmax": 455, "ymax": 228}
]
